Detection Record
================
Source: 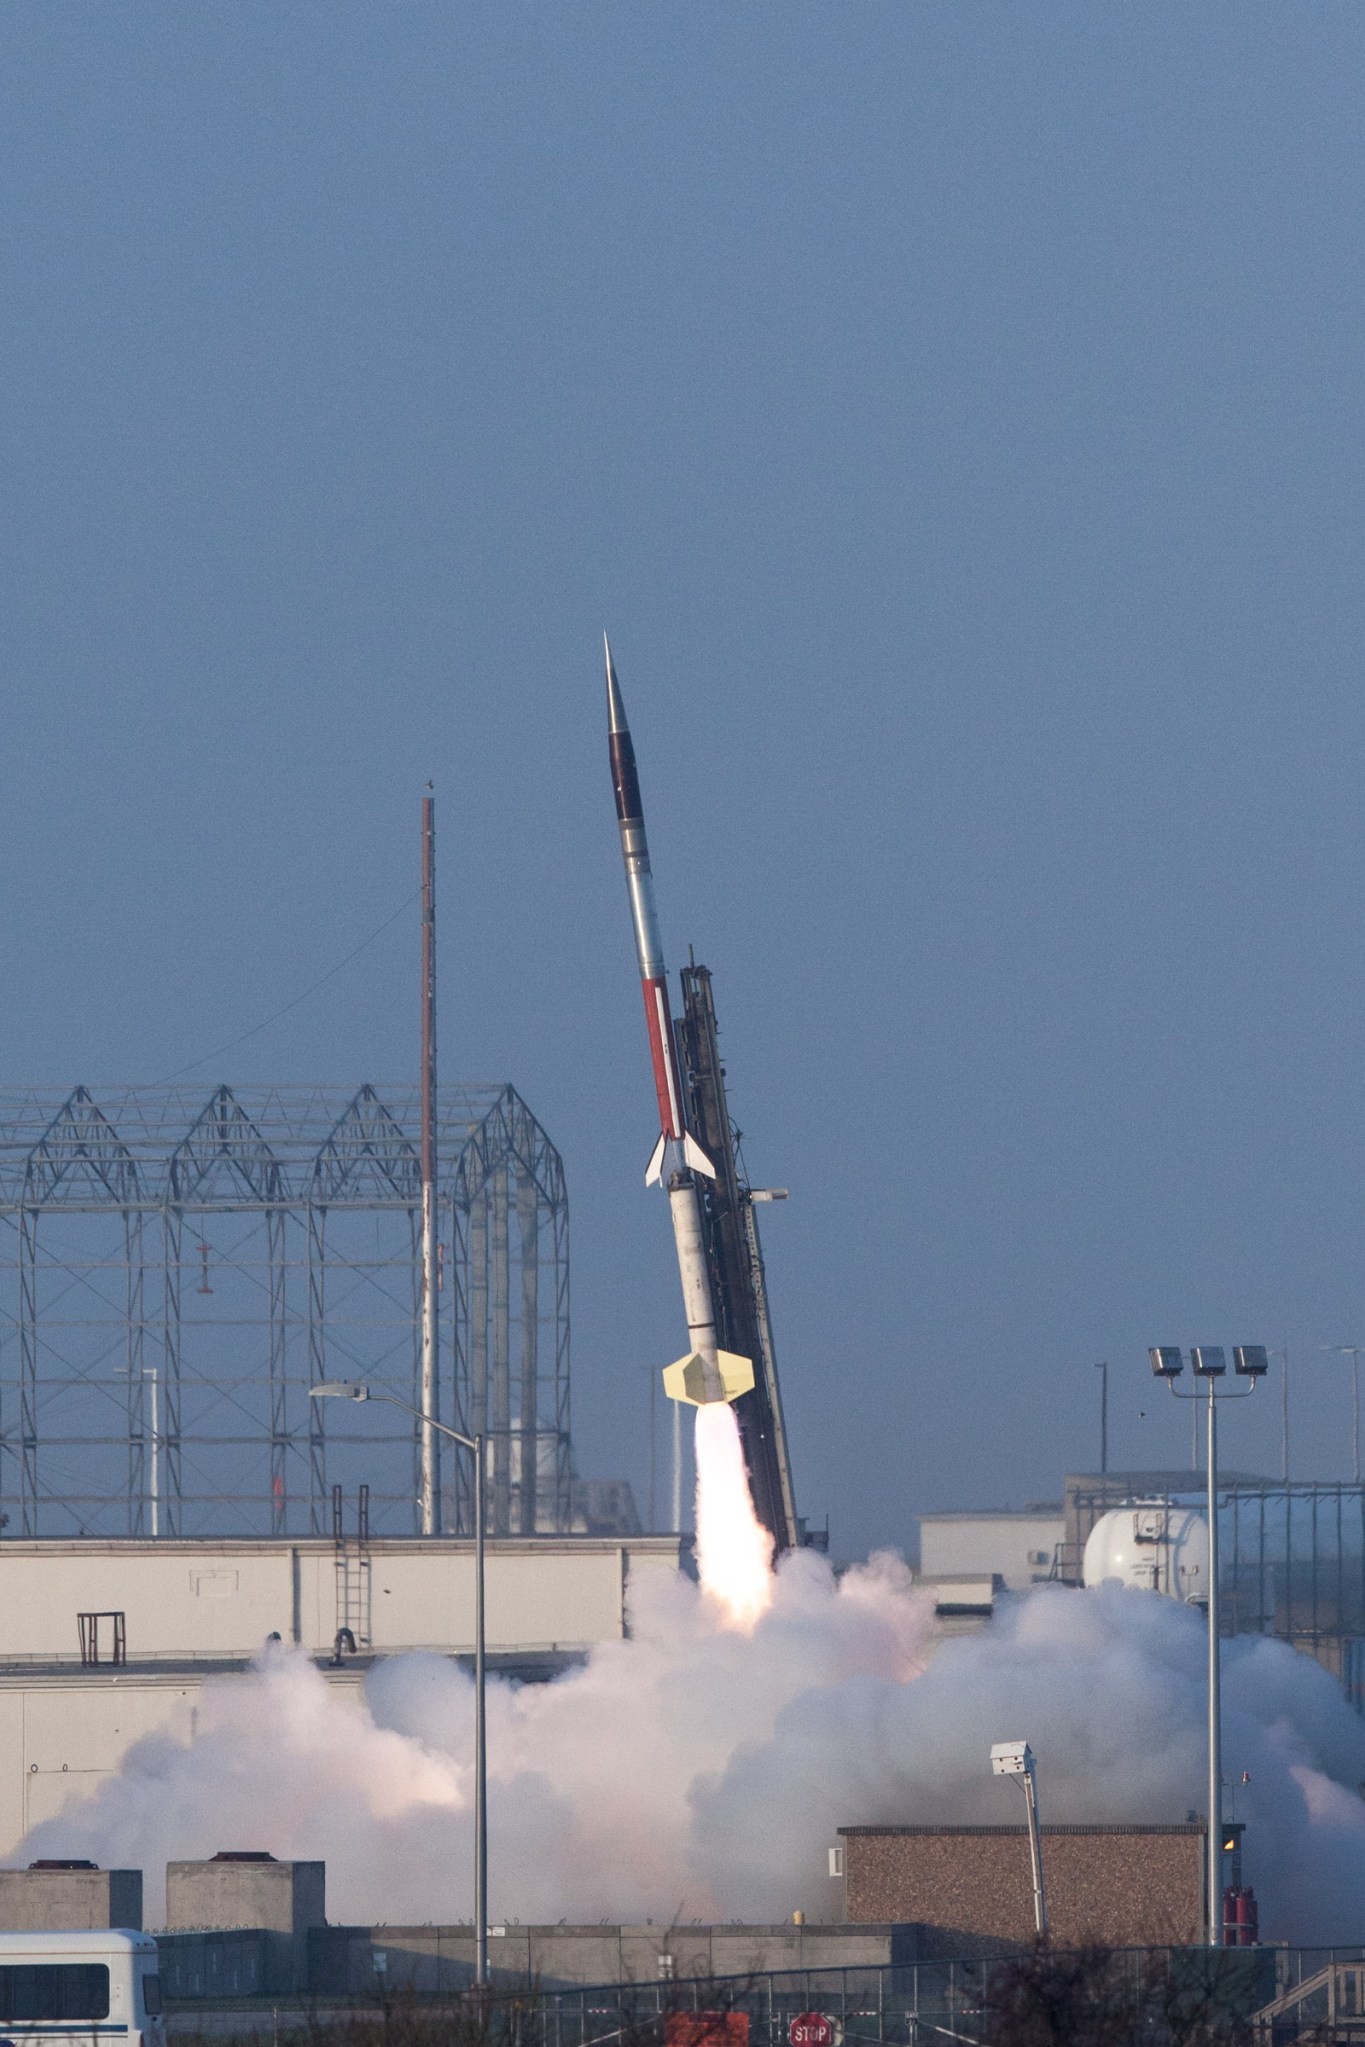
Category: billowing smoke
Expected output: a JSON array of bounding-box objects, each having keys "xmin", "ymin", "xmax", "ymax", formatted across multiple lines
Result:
[{"xmin": 20, "ymin": 1551, "xmax": 1365, "ymax": 1942}]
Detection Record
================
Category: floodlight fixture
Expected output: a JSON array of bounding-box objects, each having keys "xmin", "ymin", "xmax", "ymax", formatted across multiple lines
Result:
[
  {"xmin": 1191, "ymin": 1347, "xmax": 1227, "ymax": 1377},
  {"xmin": 1233, "ymin": 1346, "xmax": 1269, "ymax": 1378},
  {"xmin": 1149, "ymin": 1347, "xmax": 1185, "ymax": 1378},
  {"xmin": 308, "ymin": 1382, "xmax": 370, "ymax": 1401},
  {"xmin": 990, "ymin": 1740, "xmax": 1033, "ymax": 1777}
]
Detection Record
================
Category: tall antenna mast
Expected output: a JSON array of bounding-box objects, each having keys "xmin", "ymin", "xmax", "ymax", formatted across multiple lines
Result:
[{"xmin": 419, "ymin": 787, "xmax": 441, "ymax": 1532}]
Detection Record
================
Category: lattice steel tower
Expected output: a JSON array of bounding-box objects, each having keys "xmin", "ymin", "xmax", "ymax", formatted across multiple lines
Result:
[{"xmin": 0, "ymin": 1083, "xmax": 571, "ymax": 1538}]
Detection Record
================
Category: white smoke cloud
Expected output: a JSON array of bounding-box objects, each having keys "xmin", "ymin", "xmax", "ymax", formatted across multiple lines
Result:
[{"xmin": 19, "ymin": 1551, "xmax": 1365, "ymax": 1943}]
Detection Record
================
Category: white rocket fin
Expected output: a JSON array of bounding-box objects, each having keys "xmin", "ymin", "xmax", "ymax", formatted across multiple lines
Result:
[
  {"xmin": 647, "ymin": 1131, "xmax": 714, "ymax": 1184},
  {"xmin": 684, "ymin": 1132, "xmax": 715, "ymax": 1178}
]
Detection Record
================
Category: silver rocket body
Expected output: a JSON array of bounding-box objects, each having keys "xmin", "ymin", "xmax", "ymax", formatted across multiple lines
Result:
[{"xmin": 605, "ymin": 636, "xmax": 753, "ymax": 1410}]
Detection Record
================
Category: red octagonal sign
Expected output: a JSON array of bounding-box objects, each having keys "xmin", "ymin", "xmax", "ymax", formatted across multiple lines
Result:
[{"xmin": 789, "ymin": 2017, "xmax": 841, "ymax": 2047}]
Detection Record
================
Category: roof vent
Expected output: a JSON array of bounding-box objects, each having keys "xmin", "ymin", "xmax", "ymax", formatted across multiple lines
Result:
[{"xmin": 211, "ymin": 1851, "xmax": 277, "ymax": 1863}]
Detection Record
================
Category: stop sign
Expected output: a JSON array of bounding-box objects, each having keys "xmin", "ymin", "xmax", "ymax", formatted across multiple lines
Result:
[{"xmin": 789, "ymin": 2017, "xmax": 841, "ymax": 2047}]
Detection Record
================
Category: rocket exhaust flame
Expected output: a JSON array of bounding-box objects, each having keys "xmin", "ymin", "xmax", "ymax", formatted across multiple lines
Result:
[{"xmin": 694, "ymin": 1403, "xmax": 774, "ymax": 1629}]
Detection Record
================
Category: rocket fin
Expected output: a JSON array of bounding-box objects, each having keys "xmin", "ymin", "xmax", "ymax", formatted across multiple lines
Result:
[
  {"xmin": 662, "ymin": 1352, "xmax": 707, "ymax": 1405},
  {"xmin": 716, "ymin": 1348, "xmax": 756, "ymax": 1400},
  {"xmin": 684, "ymin": 1132, "xmax": 715, "ymax": 1178},
  {"xmin": 647, "ymin": 1132, "xmax": 715, "ymax": 1185},
  {"xmin": 662, "ymin": 1348, "xmax": 755, "ymax": 1407}
]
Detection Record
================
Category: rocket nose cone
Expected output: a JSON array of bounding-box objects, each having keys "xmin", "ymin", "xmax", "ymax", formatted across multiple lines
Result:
[{"xmin": 604, "ymin": 634, "xmax": 629, "ymax": 735}]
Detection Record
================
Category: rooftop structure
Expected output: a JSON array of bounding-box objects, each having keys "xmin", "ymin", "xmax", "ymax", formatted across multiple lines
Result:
[{"xmin": 918, "ymin": 1506, "xmax": 1063, "ymax": 1594}]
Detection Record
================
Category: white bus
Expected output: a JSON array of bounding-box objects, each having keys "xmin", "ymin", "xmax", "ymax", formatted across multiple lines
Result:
[{"xmin": 0, "ymin": 1933, "xmax": 162, "ymax": 2047}]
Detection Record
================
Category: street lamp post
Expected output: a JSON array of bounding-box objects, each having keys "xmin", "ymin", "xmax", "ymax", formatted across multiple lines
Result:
[
  {"xmin": 1322, "ymin": 1347, "xmax": 1362, "ymax": 1484},
  {"xmin": 990, "ymin": 1741, "xmax": 1046, "ymax": 1939},
  {"xmin": 1149, "ymin": 1345, "xmax": 1266, "ymax": 1948},
  {"xmin": 310, "ymin": 1382, "xmax": 487, "ymax": 1987}
]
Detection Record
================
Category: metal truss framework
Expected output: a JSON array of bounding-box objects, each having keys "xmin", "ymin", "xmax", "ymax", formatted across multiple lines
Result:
[{"xmin": 0, "ymin": 1083, "xmax": 571, "ymax": 1539}]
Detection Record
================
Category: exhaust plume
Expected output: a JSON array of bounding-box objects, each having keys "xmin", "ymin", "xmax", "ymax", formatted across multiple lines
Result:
[{"xmin": 694, "ymin": 1403, "xmax": 774, "ymax": 1629}]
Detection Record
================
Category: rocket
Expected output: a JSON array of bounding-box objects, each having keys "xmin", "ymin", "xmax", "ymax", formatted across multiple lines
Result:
[{"xmin": 605, "ymin": 635, "xmax": 755, "ymax": 1409}]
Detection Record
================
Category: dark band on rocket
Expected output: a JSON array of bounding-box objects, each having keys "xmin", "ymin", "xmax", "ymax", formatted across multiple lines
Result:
[{"xmin": 609, "ymin": 731, "xmax": 643, "ymax": 825}]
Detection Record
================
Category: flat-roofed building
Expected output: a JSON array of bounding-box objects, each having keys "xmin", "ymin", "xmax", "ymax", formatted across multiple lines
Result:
[
  {"xmin": 917, "ymin": 1507, "xmax": 1063, "ymax": 1594},
  {"xmin": 0, "ymin": 1533, "xmax": 682, "ymax": 1858}
]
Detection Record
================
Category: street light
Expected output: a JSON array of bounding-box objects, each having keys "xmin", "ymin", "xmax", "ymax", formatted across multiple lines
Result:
[
  {"xmin": 310, "ymin": 1382, "xmax": 488, "ymax": 1987},
  {"xmin": 1148, "ymin": 1344, "xmax": 1266, "ymax": 1947},
  {"xmin": 990, "ymin": 1741, "xmax": 1046, "ymax": 1938},
  {"xmin": 1321, "ymin": 1347, "xmax": 1362, "ymax": 1484}
]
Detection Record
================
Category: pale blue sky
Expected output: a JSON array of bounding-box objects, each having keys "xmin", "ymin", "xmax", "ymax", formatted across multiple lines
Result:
[{"xmin": 3, "ymin": 5, "xmax": 1364, "ymax": 1555}]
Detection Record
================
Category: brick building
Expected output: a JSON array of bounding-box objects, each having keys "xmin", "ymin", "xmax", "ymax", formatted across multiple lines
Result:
[{"xmin": 839, "ymin": 1824, "xmax": 1218, "ymax": 1949}]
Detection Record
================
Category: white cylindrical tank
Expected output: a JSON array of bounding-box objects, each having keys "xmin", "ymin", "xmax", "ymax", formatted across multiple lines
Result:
[{"xmin": 1082, "ymin": 1500, "xmax": 1209, "ymax": 1604}]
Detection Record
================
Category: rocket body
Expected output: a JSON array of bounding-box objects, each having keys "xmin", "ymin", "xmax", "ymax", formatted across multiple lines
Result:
[
  {"xmin": 605, "ymin": 637, "xmax": 753, "ymax": 1411},
  {"xmin": 606, "ymin": 652, "xmax": 686, "ymax": 1145}
]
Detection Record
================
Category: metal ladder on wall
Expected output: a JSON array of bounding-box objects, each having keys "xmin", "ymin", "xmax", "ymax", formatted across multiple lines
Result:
[{"xmin": 332, "ymin": 1483, "xmax": 372, "ymax": 1650}]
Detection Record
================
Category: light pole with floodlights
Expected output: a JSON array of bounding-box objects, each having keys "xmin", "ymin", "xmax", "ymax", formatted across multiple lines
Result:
[
  {"xmin": 990, "ymin": 1741, "xmax": 1046, "ymax": 1938},
  {"xmin": 309, "ymin": 1382, "xmax": 488, "ymax": 1987},
  {"xmin": 1149, "ymin": 1345, "xmax": 1266, "ymax": 1948}
]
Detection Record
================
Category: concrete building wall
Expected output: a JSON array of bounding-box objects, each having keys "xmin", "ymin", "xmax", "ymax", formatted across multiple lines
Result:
[
  {"xmin": 0, "ymin": 1536, "xmax": 680, "ymax": 1861},
  {"xmin": 0, "ymin": 1537, "xmax": 679, "ymax": 1664},
  {"xmin": 165, "ymin": 1859, "xmax": 324, "ymax": 1936},
  {"xmin": 916, "ymin": 1514, "xmax": 1063, "ymax": 1593},
  {"xmin": 311, "ymin": 1923, "xmax": 905, "ymax": 1995},
  {"xmin": 158, "ymin": 1928, "xmax": 268, "ymax": 2000},
  {"xmin": 0, "ymin": 1670, "xmax": 211, "ymax": 1852},
  {"xmin": 841, "ymin": 1825, "xmax": 1205, "ymax": 1948},
  {"xmin": 166, "ymin": 1859, "xmax": 325, "ymax": 1995},
  {"xmin": 0, "ymin": 1867, "xmax": 142, "ymax": 1930}
]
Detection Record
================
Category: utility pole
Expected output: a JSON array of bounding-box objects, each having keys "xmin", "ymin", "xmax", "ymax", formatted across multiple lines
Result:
[
  {"xmin": 312, "ymin": 1385, "xmax": 484, "ymax": 1980},
  {"xmin": 1205, "ymin": 1368, "xmax": 1222, "ymax": 1947},
  {"xmin": 419, "ymin": 790, "xmax": 440, "ymax": 1534},
  {"xmin": 149, "ymin": 1363, "xmax": 160, "ymax": 1539},
  {"xmin": 1323, "ymin": 1347, "xmax": 1362, "ymax": 1484},
  {"xmin": 1095, "ymin": 1361, "xmax": 1108, "ymax": 1474}
]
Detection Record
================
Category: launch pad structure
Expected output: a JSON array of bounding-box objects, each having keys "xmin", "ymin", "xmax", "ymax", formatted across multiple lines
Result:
[
  {"xmin": 677, "ymin": 962, "xmax": 800, "ymax": 1554},
  {"xmin": 0, "ymin": 1082, "xmax": 571, "ymax": 1540}
]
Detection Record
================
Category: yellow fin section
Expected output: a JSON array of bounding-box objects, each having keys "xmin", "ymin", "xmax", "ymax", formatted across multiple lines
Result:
[
  {"xmin": 661, "ymin": 1349, "xmax": 754, "ymax": 1406},
  {"xmin": 662, "ymin": 1353, "xmax": 707, "ymax": 1404},
  {"xmin": 717, "ymin": 1348, "xmax": 755, "ymax": 1400}
]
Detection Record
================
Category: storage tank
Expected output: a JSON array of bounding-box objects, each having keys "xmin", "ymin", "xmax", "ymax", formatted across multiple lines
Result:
[{"xmin": 1082, "ymin": 1500, "xmax": 1209, "ymax": 1604}]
